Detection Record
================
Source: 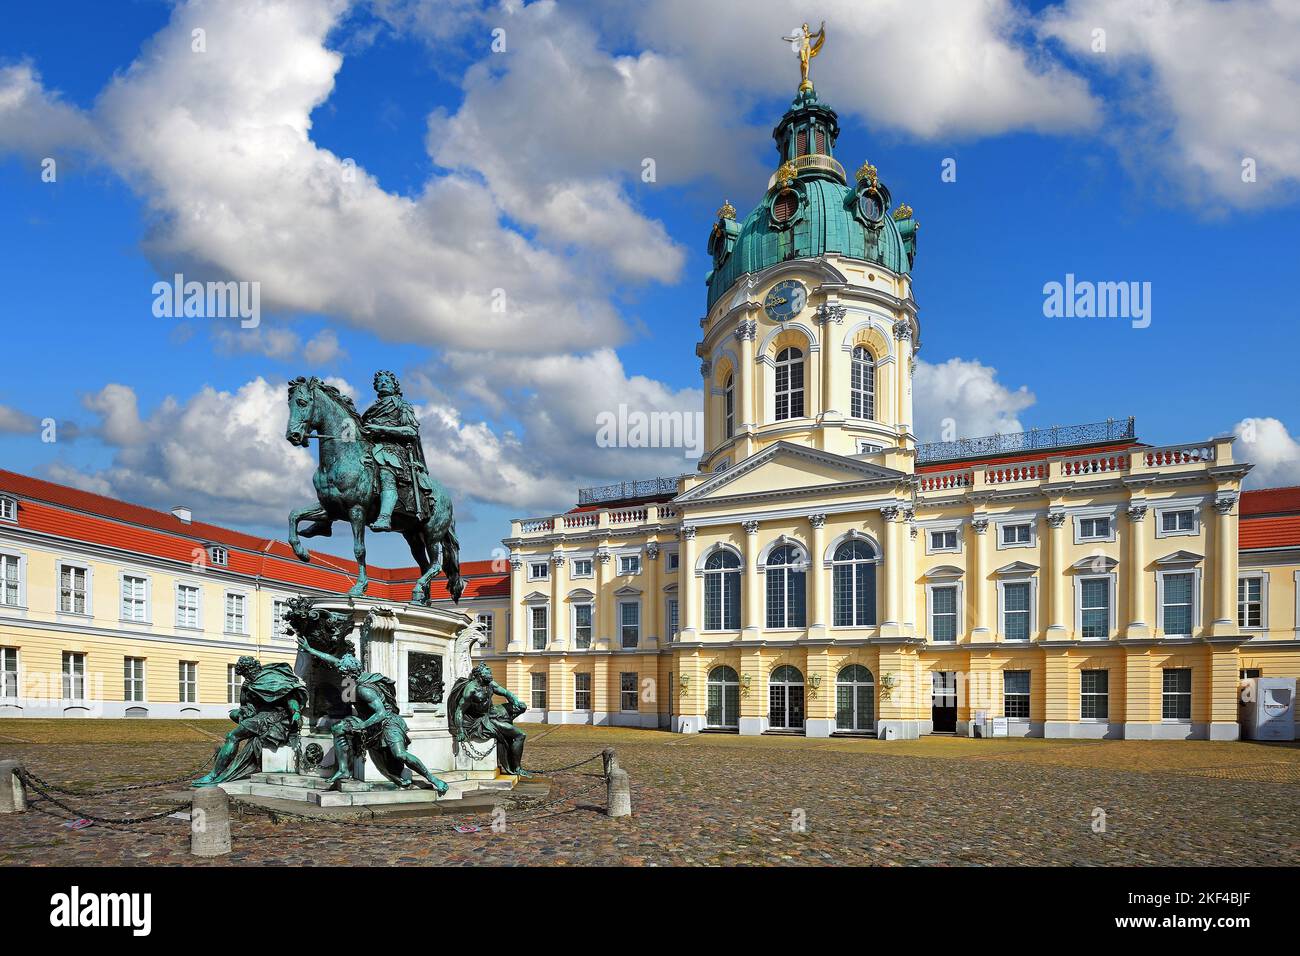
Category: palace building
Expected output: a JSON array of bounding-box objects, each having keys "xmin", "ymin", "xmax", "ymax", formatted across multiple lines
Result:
[{"xmin": 2, "ymin": 77, "xmax": 1298, "ymax": 739}]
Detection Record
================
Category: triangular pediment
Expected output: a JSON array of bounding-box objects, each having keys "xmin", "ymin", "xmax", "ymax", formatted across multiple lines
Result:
[
  {"xmin": 1155, "ymin": 549, "xmax": 1204, "ymax": 566},
  {"xmin": 995, "ymin": 561, "xmax": 1039, "ymax": 576},
  {"xmin": 677, "ymin": 441, "xmax": 905, "ymax": 504}
]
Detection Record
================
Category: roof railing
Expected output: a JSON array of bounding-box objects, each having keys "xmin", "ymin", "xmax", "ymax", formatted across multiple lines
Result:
[
  {"xmin": 577, "ymin": 476, "xmax": 682, "ymax": 507},
  {"xmin": 915, "ymin": 416, "xmax": 1136, "ymax": 465}
]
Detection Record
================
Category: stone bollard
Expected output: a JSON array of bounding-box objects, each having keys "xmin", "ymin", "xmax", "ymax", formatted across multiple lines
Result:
[
  {"xmin": 190, "ymin": 787, "xmax": 232, "ymax": 857},
  {"xmin": 606, "ymin": 767, "xmax": 631, "ymax": 818},
  {"xmin": 0, "ymin": 760, "xmax": 26, "ymax": 813},
  {"xmin": 601, "ymin": 747, "xmax": 619, "ymax": 777}
]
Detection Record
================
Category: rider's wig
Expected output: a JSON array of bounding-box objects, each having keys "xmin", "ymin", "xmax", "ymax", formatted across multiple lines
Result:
[{"xmin": 372, "ymin": 370, "xmax": 402, "ymax": 395}]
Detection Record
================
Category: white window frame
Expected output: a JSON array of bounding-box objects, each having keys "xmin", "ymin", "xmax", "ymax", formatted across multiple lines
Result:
[
  {"xmin": 666, "ymin": 596, "xmax": 680, "ymax": 641},
  {"xmin": 207, "ymin": 545, "xmax": 229, "ymax": 567},
  {"xmin": 619, "ymin": 599, "xmax": 641, "ymax": 649},
  {"xmin": 119, "ymin": 571, "xmax": 151, "ymax": 624},
  {"xmin": 1072, "ymin": 509, "xmax": 1117, "ymax": 544},
  {"xmin": 0, "ymin": 550, "xmax": 27, "ymax": 609},
  {"xmin": 227, "ymin": 662, "xmax": 243, "ymax": 705},
  {"xmin": 573, "ymin": 672, "xmax": 592, "ymax": 711},
  {"xmin": 1079, "ymin": 669, "xmax": 1109, "ymax": 721},
  {"xmin": 925, "ymin": 580, "xmax": 963, "ymax": 643},
  {"xmin": 570, "ymin": 557, "xmax": 593, "ymax": 579},
  {"xmin": 571, "ymin": 602, "xmax": 594, "ymax": 649},
  {"xmin": 1237, "ymin": 571, "xmax": 1268, "ymax": 631},
  {"xmin": 527, "ymin": 561, "xmax": 549, "ymax": 582},
  {"xmin": 1074, "ymin": 572, "xmax": 1117, "ymax": 640},
  {"xmin": 530, "ymin": 605, "xmax": 549, "ymax": 650},
  {"xmin": 175, "ymin": 582, "xmax": 202, "ymax": 630},
  {"xmin": 62, "ymin": 651, "xmax": 86, "ymax": 701},
  {"xmin": 1003, "ymin": 670, "xmax": 1031, "ymax": 720},
  {"xmin": 475, "ymin": 612, "xmax": 495, "ymax": 643},
  {"xmin": 849, "ymin": 345, "xmax": 875, "ymax": 421},
  {"xmin": 619, "ymin": 671, "xmax": 639, "ymax": 712},
  {"xmin": 773, "ymin": 346, "xmax": 806, "ymax": 422},
  {"xmin": 272, "ymin": 598, "xmax": 292, "ymax": 640},
  {"xmin": 178, "ymin": 661, "xmax": 198, "ymax": 704},
  {"xmin": 665, "ymin": 550, "xmax": 680, "ymax": 572},
  {"xmin": 1, "ymin": 646, "xmax": 19, "ymax": 699},
  {"xmin": 0, "ymin": 496, "xmax": 16, "ymax": 522},
  {"xmin": 56, "ymin": 561, "xmax": 92, "ymax": 616},
  {"xmin": 926, "ymin": 527, "xmax": 961, "ymax": 555},
  {"xmin": 1155, "ymin": 567, "xmax": 1202, "ymax": 637},
  {"xmin": 1161, "ymin": 667, "xmax": 1193, "ymax": 722},
  {"xmin": 995, "ymin": 519, "xmax": 1036, "ymax": 551},
  {"xmin": 124, "ymin": 657, "xmax": 147, "ymax": 703},
  {"xmin": 530, "ymin": 672, "xmax": 547, "ymax": 711},
  {"xmin": 1154, "ymin": 504, "xmax": 1201, "ymax": 539},
  {"xmin": 223, "ymin": 590, "xmax": 249, "ymax": 635},
  {"xmin": 996, "ymin": 576, "xmax": 1037, "ymax": 642},
  {"xmin": 618, "ymin": 554, "xmax": 642, "ymax": 576}
]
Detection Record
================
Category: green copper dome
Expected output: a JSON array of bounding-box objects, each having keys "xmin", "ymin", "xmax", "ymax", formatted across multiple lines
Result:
[{"xmin": 706, "ymin": 89, "xmax": 917, "ymax": 310}]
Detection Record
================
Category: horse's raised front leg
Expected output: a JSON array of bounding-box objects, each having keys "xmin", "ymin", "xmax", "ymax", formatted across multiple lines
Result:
[
  {"xmin": 289, "ymin": 505, "xmax": 330, "ymax": 563},
  {"xmin": 347, "ymin": 505, "xmax": 369, "ymax": 597},
  {"xmin": 412, "ymin": 538, "xmax": 442, "ymax": 606}
]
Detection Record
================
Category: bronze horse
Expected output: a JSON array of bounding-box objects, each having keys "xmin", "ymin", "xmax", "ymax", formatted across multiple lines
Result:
[{"xmin": 284, "ymin": 376, "xmax": 464, "ymax": 605}]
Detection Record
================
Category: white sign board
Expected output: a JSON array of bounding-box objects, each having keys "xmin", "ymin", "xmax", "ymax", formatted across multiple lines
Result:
[{"xmin": 991, "ymin": 716, "xmax": 1009, "ymax": 737}]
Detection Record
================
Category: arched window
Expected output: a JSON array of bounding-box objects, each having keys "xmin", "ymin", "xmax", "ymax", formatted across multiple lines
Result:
[
  {"xmin": 703, "ymin": 549, "xmax": 741, "ymax": 631},
  {"xmin": 850, "ymin": 345, "xmax": 875, "ymax": 420},
  {"xmin": 774, "ymin": 347, "xmax": 805, "ymax": 421},
  {"xmin": 769, "ymin": 664, "xmax": 805, "ymax": 730},
  {"xmin": 832, "ymin": 539, "xmax": 878, "ymax": 627},
  {"xmin": 724, "ymin": 372, "xmax": 735, "ymax": 437},
  {"xmin": 835, "ymin": 664, "xmax": 875, "ymax": 732},
  {"xmin": 707, "ymin": 665, "xmax": 740, "ymax": 729},
  {"xmin": 765, "ymin": 544, "xmax": 807, "ymax": 629}
]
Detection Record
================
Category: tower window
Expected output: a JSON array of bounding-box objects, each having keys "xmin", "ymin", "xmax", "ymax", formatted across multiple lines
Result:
[
  {"xmin": 772, "ymin": 189, "xmax": 798, "ymax": 224},
  {"xmin": 724, "ymin": 372, "xmax": 735, "ymax": 437},
  {"xmin": 774, "ymin": 347, "xmax": 805, "ymax": 420},
  {"xmin": 797, "ymin": 129, "xmax": 808, "ymax": 155},
  {"xmin": 850, "ymin": 345, "xmax": 875, "ymax": 420}
]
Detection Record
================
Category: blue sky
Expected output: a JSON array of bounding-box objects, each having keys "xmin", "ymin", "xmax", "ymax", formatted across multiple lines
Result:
[{"xmin": 1, "ymin": 0, "xmax": 1298, "ymax": 566}]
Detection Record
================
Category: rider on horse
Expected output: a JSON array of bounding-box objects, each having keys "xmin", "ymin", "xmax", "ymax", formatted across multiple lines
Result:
[{"xmin": 361, "ymin": 370, "xmax": 433, "ymax": 531}]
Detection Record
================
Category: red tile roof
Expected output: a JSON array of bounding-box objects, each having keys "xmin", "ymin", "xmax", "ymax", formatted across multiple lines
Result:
[
  {"xmin": 1238, "ymin": 487, "xmax": 1300, "ymax": 551},
  {"xmin": 1240, "ymin": 486, "xmax": 1300, "ymax": 517},
  {"xmin": 0, "ymin": 469, "xmax": 507, "ymax": 602}
]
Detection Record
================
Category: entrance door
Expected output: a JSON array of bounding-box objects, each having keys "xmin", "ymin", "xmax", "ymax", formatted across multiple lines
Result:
[
  {"xmin": 769, "ymin": 665, "xmax": 806, "ymax": 730},
  {"xmin": 931, "ymin": 671, "xmax": 957, "ymax": 733}
]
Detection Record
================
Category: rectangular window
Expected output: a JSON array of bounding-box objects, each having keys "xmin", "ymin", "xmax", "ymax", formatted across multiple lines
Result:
[
  {"xmin": 530, "ymin": 606, "xmax": 548, "ymax": 650},
  {"xmin": 1, "ymin": 647, "xmax": 18, "ymax": 698},
  {"xmin": 271, "ymin": 599, "xmax": 292, "ymax": 639},
  {"xmin": 1079, "ymin": 577, "xmax": 1110, "ymax": 639},
  {"xmin": 1238, "ymin": 576, "xmax": 1264, "ymax": 629},
  {"xmin": 121, "ymin": 575, "xmax": 148, "ymax": 622},
  {"xmin": 1004, "ymin": 670, "xmax": 1030, "ymax": 719},
  {"xmin": 1162, "ymin": 668, "xmax": 1192, "ymax": 720},
  {"xmin": 207, "ymin": 546, "xmax": 228, "ymax": 566},
  {"xmin": 620, "ymin": 672, "xmax": 639, "ymax": 712},
  {"xmin": 179, "ymin": 661, "xmax": 198, "ymax": 704},
  {"xmin": 224, "ymin": 592, "xmax": 247, "ymax": 634},
  {"xmin": 124, "ymin": 657, "xmax": 146, "ymax": 702},
  {"xmin": 1161, "ymin": 572, "xmax": 1194, "ymax": 636},
  {"xmin": 59, "ymin": 565, "xmax": 88, "ymax": 614},
  {"xmin": 530, "ymin": 672, "xmax": 547, "ymax": 711},
  {"xmin": 1000, "ymin": 523, "xmax": 1031, "ymax": 546},
  {"xmin": 529, "ymin": 561, "xmax": 549, "ymax": 581},
  {"xmin": 176, "ymin": 584, "xmax": 200, "ymax": 629},
  {"xmin": 574, "ymin": 672, "xmax": 592, "ymax": 711},
  {"xmin": 1078, "ymin": 516, "xmax": 1111, "ymax": 540},
  {"xmin": 0, "ymin": 497, "xmax": 14, "ymax": 521},
  {"xmin": 666, "ymin": 551, "xmax": 679, "ymax": 572},
  {"xmin": 619, "ymin": 555, "xmax": 641, "ymax": 576},
  {"xmin": 572, "ymin": 558, "xmax": 592, "ymax": 578},
  {"xmin": 476, "ymin": 612, "xmax": 494, "ymax": 641},
  {"xmin": 227, "ymin": 663, "xmax": 243, "ymax": 705},
  {"xmin": 1002, "ymin": 581, "xmax": 1031, "ymax": 641},
  {"xmin": 929, "ymin": 529, "xmax": 958, "ymax": 552},
  {"xmin": 620, "ymin": 602, "xmax": 640, "ymax": 648},
  {"xmin": 62, "ymin": 651, "xmax": 85, "ymax": 699},
  {"xmin": 931, "ymin": 586, "xmax": 958, "ymax": 642},
  {"xmin": 667, "ymin": 598, "xmax": 679, "ymax": 641},
  {"xmin": 573, "ymin": 604, "xmax": 592, "ymax": 648},
  {"xmin": 1160, "ymin": 509, "xmax": 1196, "ymax": 534},
  {"xmin": 0, "ymin": 554, "xmax": 19, "ymax": 607},
  {"xmin": 1240, "ymin": 668, "xmax": 1261, "ymax": 680},
  {"xmin": 1080, "ymin": 669, "xmax": 1109, "ymax": 720}
]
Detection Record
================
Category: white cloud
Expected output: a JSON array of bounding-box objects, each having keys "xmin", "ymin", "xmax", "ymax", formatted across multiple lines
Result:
[
  {"xmin": 1040, "ymin": 0, "xmax": 1300, "ymax": 207},
  {"xmin": 1234, "ymin": 417, "xmax": 1300, "ymax": 488},
  {"xmin": 0, "ymin": 403, "xmax": 39, "ymax": 434},
  {"xmin": 912, "ymin": 357, "xmax": 1036, "ymax": 443},
  {"xmin": 212, "ymin": 325, "xmax": 347, "ymax": 364},
  {"xmin": 0, "ymin": 62, "xmax": 98, "ymax": 160}
]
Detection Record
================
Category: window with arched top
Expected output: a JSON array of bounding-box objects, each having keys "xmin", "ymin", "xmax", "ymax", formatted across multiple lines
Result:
[
  {"xmin": 835, "ymin": 664, "xmax": 875, "ymax": 732},
  {"xmin": 769, "ymin": 664, "xmax": 805, "ymax": 730},
  {"xmin": 774, "ymin": 347, "xmax": 805, "ymax": 421},
  {"xmin": 724, "ymin": 372, "xmax": 735, "ymax": 437},
  {"xmin": 703, "ymin": 549, "xmax": 741, "ymax": 631},
  {"xmin": 832, "ymin": 539, "xmax": 878, "ymax": 627},
  {"xmin": 707, "ymin": 665, "xmax": 740, "ymax": 729},
  {"xmin": 765, "ymin": 545, "xmax": 807, "ymax": 629},
  {"xmin": 850, "ymin": 345, "xmax": 875, "ymax": 420}
]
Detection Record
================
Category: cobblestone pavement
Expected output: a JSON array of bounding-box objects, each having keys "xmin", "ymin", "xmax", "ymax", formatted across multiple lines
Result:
[{"xmin": 2, "ymin": 722, "xmax": 1297, "ymax": 866}]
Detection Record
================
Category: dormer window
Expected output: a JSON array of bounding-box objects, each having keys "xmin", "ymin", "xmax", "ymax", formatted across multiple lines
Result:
[
  {"xmin": 0, "ymin": 497, "xmax": 15, "ymax": 522},
  {"xmin": 207, "ymin": 546, "xmax": 228, "ymax": 567}
]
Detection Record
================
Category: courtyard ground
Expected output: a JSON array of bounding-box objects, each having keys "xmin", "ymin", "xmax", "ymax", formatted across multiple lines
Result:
[{"xmin": 1, "ymin": 719, "xmax": 1297, "ymax": 866}]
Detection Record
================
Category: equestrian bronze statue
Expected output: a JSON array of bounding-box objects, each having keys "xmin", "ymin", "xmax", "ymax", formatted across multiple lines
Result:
[{"xmin": 285, "ymin": 371, "xmax": 465, "ymax": 605}]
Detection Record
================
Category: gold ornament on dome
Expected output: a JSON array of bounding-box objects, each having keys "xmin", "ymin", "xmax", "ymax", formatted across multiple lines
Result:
[
  {"xmin": 856, "ymin": 161, "xmax": 878, "ymax": 186},
  {"xmin": 893, "ymin": 203, "xmax": 914, "ymax": 221},
  {"xmin": 717, "ymin": 200, "xmax": 736, "ymax": 220},
  {"xmin": 775, "ymin": 161, "xmax": 798, "ymax": 187},
  {"xmin": 782, "ymin": 21, "xmax": 826, "ymax": 93}
]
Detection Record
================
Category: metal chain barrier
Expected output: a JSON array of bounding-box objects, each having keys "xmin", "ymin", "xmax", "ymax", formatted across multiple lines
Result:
[
  {"xmin": 522, "ymin": 751, "xmax": 606, "ymax": 775},
  {"xmin": 18, "ymin": 770, "xmax": 190, "ymax": 826},
  {"xmin": 15, "ymin": 758, "xmax": 213, "ymax": 797}
]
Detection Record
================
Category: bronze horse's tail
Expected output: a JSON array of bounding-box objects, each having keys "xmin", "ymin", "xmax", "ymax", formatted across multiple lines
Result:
[{"xmin": 443, "ymin": 515, "xmax": 465, "ymax": 604}]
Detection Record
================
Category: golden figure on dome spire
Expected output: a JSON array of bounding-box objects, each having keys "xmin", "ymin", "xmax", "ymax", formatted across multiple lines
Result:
[{"xmin": 783, "ymin": 21, "xmax": 826, "ymax": 93}]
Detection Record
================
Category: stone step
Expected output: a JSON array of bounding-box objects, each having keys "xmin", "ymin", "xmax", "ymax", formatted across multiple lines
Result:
[{"xmin": 312, "ymin": 780, "xmax": 477, "ymax": 808}]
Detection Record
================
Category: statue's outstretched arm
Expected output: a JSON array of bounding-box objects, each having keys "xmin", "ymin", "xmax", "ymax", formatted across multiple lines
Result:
[
  {"xmin": 493, "ymin": 682, "xmax": 524, "ymax": 710},
  {"xmin": 297, "ymin": 636, "xmax": 342, "ymax": 671}
]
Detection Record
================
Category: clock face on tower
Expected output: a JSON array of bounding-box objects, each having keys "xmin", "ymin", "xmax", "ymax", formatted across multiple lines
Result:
[{"xmin": 763, "ymin": 280, "xmax": 807, "ymax": 321}]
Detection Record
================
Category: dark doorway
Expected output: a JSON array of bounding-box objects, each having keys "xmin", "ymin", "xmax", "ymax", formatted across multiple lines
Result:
[{"xmin": 931, "ymin": 671, "xmax": 957, "ymax": 733}]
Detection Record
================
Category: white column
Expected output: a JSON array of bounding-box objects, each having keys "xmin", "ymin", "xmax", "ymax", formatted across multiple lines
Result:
[
  {"xmin": 645, "ymin": 542, "xmax": 660, "ymax": 648},
  {"xmin": 881, "ymin": 505, "xmax": 902, "ymax": 636},
  {"xmin": 808, "ymin": 513, "xmax": 827, "ymax": 635},
  {"xmin": 1211, "ymin": 492, "xmax": 1240, "ymax": 635},
  {"xmin": 508, "ymin": 554, "xmax": 525, "ymax": 651},
  {"xmin": 971, "ymin": 516, "xmax": 991, "ymax": 639},
  {"xmin": 548, "ymin": 551, "xmax": 566, "ymax": 650},
  {"xmin": 680, "ymin": 525, "xmax": 699, "ymax": 638},
  {"xmin": 743, "ymin": 520, "xmax": 761, "ymax": 634},
  {"xmin": 1046, "ymin": 511, "xmax": 1068, "ymax": 638},
  {"xmin": 1125, "ymin": 501, "xmax": 1150, "ymax": 637}
]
